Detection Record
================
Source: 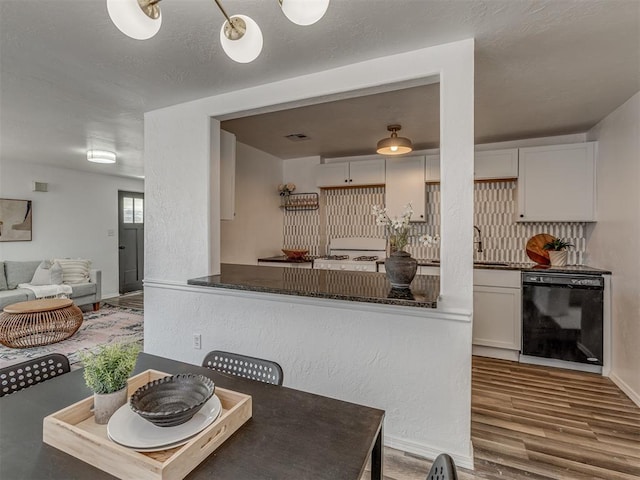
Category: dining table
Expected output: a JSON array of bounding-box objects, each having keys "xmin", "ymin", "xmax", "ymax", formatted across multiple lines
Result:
[{"xmin": 0, "ymin": 352, "xmax": 384, "ymax": 480}]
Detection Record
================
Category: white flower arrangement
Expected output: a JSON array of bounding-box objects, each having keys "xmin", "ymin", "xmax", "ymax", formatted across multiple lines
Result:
[
  {"xmin": 372, "ymin": 203, "xmax": 441, "ymax": 252},
  {"xmin": 278, "ymin": 183, "xmax": 296, "ymax": 196},
  {"xmin": 372, "ymin": 204, "xmax": 413, "ymax": 252}
]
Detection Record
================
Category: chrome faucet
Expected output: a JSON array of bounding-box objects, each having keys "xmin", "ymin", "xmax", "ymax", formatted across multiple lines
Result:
[{"xmin": 474, "ymin": 226, "xmax": 483, "ymax": 254}]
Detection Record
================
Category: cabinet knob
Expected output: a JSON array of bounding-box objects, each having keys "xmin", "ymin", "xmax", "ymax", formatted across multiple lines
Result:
[
  {"xmin": 520, "ymin": 214, "xmax": 524, "ymax": 218},
  {"xmin": 344, "ymin": 179, "xmax": 348, "ymax": 183},
  {"xmin": 349, "ymin": 179, "xmax": 353, "ymax": 183},
  {"xmin": 420, "ymin": 215, "xmax": 424, "ymax": 218}
]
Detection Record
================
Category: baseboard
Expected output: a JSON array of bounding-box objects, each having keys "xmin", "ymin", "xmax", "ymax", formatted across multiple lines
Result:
[
  {"xmin": 384, "ymin": 434, "xmax": 474, "ymax": 470},
  {"xmin": 610, "ymin": 372, "xmax": 640, "ymax": 407},
  {"xmin": 101, "ymin": 292, "xmax": 121, "ymax": 300},
  {"xmin": 472, "ymin": 345, "xmax": 519, "ymax": 361}
]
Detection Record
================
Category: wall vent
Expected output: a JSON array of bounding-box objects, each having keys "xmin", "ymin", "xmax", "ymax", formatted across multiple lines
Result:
[
  {"xmin": 284, "ymin": 133, "xmax": 310, "ymax": 142},
  {"xmin": 32, "ymin": 181, "xmax": 48, "ymax": 192}
]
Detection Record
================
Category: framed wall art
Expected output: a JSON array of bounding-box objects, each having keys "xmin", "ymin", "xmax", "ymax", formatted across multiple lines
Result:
[{"xmin": 0, "ymin": 198, "xmax": 32, "ymax": 242}]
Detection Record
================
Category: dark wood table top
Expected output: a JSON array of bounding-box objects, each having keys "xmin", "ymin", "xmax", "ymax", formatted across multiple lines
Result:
[{"xmin": 0, "ymin": 353, "xmax": 384, "ymax": 480}]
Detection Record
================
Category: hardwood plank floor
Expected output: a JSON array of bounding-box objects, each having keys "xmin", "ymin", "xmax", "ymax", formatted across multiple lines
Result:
[
  {"xmin": 363, "ymin": 356, "xmax": 640, "ymax": 480},
  {"xmin": 102, "ymin": 291, "xmax": 144, "ymax": 310}
]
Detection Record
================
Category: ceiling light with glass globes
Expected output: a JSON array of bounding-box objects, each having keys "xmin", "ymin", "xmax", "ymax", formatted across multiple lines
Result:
[
  {"xmin": 106, "ymin": 0, "xmax": 330, "ymax": 63},
  {"xmin": 376, "ymin": 125, "xmax": 413, "ymax": 156}
]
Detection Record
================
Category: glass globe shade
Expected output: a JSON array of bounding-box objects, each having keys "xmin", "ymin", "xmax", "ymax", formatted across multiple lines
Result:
[
  {"xmin": 107, "ymin": 0, "xmax": 162, "ymax": 40},
  {"xmin": 280, "ymin": 0, "xmax": 330, "ymax": 26},
  {"xmin": 219, "ymin": 15, "xmax": 263, "ymax": 64}
]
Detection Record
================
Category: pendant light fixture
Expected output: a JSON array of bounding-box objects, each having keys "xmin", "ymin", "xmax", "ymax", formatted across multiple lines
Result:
[
  {"xmin": 87, "ymin": 150, "xmax": 117, "ymax": 164},
  {"xmin": 376, "ymin": 125, "xmax": 413, "ymax": 155},
  {"xmin": 106, "ymin": 0, "xmax": 162, "ymax": 40},
  {"xmin": 278, "ymin": 0, "xmax": 330, "ymax": 26},
  {"xmin": 106, "ymin": 0, "xmax": 329, "ymax": 63}
]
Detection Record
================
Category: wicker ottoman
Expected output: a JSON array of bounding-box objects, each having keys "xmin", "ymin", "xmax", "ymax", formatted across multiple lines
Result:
[{"xmin": 0, "ymin": 299, "xmax": 83, "ymax": 348}]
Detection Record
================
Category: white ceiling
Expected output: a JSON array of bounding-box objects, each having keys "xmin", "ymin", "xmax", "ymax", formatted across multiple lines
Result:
[{"xmin": 1, "ymin": 0, "xmax": 638, "ymax": 176}]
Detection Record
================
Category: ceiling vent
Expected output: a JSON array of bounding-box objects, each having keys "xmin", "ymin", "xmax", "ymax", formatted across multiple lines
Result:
[{"xmin": 285, "ymin": 133, "xmax": 310, "ymax": 142}]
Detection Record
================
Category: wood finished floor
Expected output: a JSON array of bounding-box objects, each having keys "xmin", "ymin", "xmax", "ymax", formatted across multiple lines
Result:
[
  {"xmin": 364, "ymin": 356, "xmax": 640, "ymax": 480},
  {"xmin": 102, "ymin": 291, "xmax": 144, "ymax": 310}
]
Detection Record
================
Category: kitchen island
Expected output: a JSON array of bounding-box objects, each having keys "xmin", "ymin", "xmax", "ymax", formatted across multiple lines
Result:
[{"xmin": 188, "ymin": 263, "xmax": 439, "ymax": 308}]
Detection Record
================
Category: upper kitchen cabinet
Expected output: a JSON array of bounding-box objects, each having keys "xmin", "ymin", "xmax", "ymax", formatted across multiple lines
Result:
[
  {"xmin": 385, "ymin": 155, "xmax": 426, "ymax": 221},
  {"xmin": 517, "ymin": 142, "xmax": 596, "ymax": 222},
  {"xmin": 474, "ymin": 148, "xmax": 518, "ymax": 180},
  {"xmin": 424, "ymin": 148, "xmax": 518, "ymax": 182},
  {"xmin": 315, "ymin": 159, "xmax": 385, "ymax": 187},
  {"xmin": 220, "ymin": 129, "xmax": 236, "ymax": 221},
  {"xmin": 424, "ymin": 154, "xmax": 440, "ymax": 183}
]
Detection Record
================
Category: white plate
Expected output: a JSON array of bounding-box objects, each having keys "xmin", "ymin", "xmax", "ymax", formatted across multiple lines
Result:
[
  {"xmin": 107, "ymin": 394, "xmax": 222, "ymax": 450},
  {"xmin": 108, "ymin": 432, "xmax": 196, "ymax": 452}
]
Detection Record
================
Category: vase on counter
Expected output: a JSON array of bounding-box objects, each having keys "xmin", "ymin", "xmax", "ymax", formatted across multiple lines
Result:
[
  {"xmin": 548, "ymin": 250, "xmax": 568, "ymax": 267},
  {"xmin": 385, "ymin": 250, "xmax": 418, "ymax": 288}
]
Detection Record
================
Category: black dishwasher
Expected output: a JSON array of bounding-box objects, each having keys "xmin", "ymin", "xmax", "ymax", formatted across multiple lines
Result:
[{"xmin": 521, "ymin": 272, "xmax": 604, "ymax": 373}]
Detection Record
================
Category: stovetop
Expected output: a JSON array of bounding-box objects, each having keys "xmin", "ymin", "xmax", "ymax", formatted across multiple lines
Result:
[{"xmin": 316, "ymin": 255, "xmax": 380, "ymax": 262}]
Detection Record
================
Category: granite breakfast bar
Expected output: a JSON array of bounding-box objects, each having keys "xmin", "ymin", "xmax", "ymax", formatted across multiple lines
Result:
[{"xmin": 187, "ymin": 263, "xmax": 440, "ymax": 308}]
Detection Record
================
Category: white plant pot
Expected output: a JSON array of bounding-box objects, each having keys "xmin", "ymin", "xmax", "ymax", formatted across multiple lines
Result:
[
  {"xmin": 548, "ymin": 250, "xmax": 568, "ymax": 267},
  {"xmin": 93, "ymin": 387, "xmax": 127, "ymax": 424}
]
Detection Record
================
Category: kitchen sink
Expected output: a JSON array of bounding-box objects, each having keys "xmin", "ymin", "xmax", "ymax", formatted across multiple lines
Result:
[{"xmin": 420, "ymin": 260, "xmax": 509, "ymax": 267}]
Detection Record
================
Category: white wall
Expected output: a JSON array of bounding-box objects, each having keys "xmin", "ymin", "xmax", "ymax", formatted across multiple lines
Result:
[
  {"xmin": 0, "ymin": 161, "xmax": 144, "ymax": 298},
  {"xmin": 220, "ymin": 142, "xmax": 284, "ymax": 264},
  {"xmin": 144, "ymin": 39, "xmax": 475, "ymax": 465},
  {"xmin": 587, "ymin": 92, "xmax": 640, "ymax": 406}
]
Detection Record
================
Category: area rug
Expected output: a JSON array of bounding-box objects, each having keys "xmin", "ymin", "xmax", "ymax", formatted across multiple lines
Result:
[{"xmin": 0, "ymin": 306, "xmax": 143, "ymax": 369}]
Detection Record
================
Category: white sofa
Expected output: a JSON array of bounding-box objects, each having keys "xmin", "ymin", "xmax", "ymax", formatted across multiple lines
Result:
[{"xmin": 0, "ymin": 261, "xmax": 101, "ymax": 311}]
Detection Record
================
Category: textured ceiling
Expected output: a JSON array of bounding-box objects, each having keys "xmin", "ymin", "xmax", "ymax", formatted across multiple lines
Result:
[{"xmin": 0, "ymin": 0, "xmax": 638, "ymax": 176}]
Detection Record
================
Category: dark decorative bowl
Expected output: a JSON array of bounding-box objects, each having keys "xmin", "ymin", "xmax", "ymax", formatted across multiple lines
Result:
[{"xmin": 130, "ymin": 374, "xmax": 215, "ymax": 427}]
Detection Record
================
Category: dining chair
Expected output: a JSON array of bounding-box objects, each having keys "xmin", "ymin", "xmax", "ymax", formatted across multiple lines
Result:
[
  {"xmin": 0, "ymin": 353, "xmax": 70, "ymax": 397},
  {"xmin": 426, "ymin": 453, "xmax": 458, "ymax": 480},
  {"xmin": 202, "ymin": 350, "xmax": 284, "ymax": 386}
]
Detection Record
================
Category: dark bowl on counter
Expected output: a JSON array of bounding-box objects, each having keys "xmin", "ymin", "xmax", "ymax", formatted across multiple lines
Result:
[{"xmin": 130, "ymin": 374, "xmax": 215, "ymax": 427}]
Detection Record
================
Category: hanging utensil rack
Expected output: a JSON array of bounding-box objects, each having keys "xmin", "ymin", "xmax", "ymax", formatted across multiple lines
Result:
[{"xmin": 281, "ymin": 193, "xmax": 319, "ymax": 211}]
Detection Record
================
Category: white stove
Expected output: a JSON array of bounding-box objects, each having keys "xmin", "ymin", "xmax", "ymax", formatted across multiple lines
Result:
[{"xmin": 313, "ymin": 238, "xmax": 386, "ymax": 272}]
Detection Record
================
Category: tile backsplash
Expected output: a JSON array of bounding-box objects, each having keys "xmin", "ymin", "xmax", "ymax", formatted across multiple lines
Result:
[{"xmin": 284, "ymin": 181, "xmax": 587, "ymax": 264}]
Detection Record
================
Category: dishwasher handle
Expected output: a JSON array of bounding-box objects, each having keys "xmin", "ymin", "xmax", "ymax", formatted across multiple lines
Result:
[{"xmin": 522, "ymin": 273, "xmax": 604, "ymax": 289}]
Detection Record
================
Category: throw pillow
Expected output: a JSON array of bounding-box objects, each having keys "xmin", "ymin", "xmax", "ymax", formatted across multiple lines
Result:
[
  {"xmin": 31, "ymin": 260, "xmax": 64, "ymax": 286},
  {"xmin": 0, "ymin": 262, "xmax": 7, "ymax": 291},
  {"xmin": 53, "ymin": 258, "xmax": 91, "ymax": 284}
]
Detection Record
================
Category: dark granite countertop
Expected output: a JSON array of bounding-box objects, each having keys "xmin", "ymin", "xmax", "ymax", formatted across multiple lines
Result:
[
  {"xmin": 188, "ymin": 264, "xmax": 439, "ymax": 308},
  {"xmin": 379, "ymin": 259, "xmax": 611, "ymax": 275},
  {"xmin": 257, "ymin": 255, "xmax": 313, "ymax": 264}
]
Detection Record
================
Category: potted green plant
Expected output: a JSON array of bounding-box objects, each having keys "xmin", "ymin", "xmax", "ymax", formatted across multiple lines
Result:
[
  {"xmin": 543, "ymin": 238, "xmax": 574, "ymax": 267},
  {"xmin": 81, "ymin": 343, "xmax": 140, "ymax": 424}
]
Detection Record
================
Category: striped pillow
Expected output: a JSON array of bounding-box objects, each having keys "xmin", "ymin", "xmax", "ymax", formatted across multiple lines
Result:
[{"xmin": 52, "ymin": 258, "xmax": 91, "ymax": 284}]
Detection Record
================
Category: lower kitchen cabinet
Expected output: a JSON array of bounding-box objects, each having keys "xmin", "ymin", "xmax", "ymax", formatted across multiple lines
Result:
[
  {"xmin": 473, "ymin": 286, "xmax": 521, "ymax": 350},
  {"xmin": 473, "ymin": 269, "xmax": 521, "ymax": 355}
]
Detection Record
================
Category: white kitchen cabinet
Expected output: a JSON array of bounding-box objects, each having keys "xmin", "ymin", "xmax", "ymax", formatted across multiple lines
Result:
[
  {"xmin": 220, "ymin": 130, "xmax": 236, "ymax": 221},
  {"xmin": 424, "ymin": 154, "xmax": 440, "ymax": 183},
  {"xmin": 473, "ymin": 269, "xmax": 521, "ymax": 351},
  {"xmin": 474, "ymin": 148, "xmax": 518, "ymax": 180},
  {"xmin": 517, "ymin": 142, "xmax": 596, "ymax": 222},
  {"xmin": 315, "ymin": 159, "xmax": 385, "ymax": 188},
  {"xmin": 423, "ymin": 149, "xmax": 518, "ymax": 183},
  {"xmin": 385, "ymin": 156, "xmax": 426, "ymax": 221}
]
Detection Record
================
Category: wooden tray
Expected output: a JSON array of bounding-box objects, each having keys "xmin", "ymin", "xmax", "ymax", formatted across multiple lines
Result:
[
  {"xmin": 43, "ymin": 369, "xmax": 252, "ymax": 480},
  {"xmin": 526, "ymin": 233, "xmax": 556, "ymax": 265}
]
